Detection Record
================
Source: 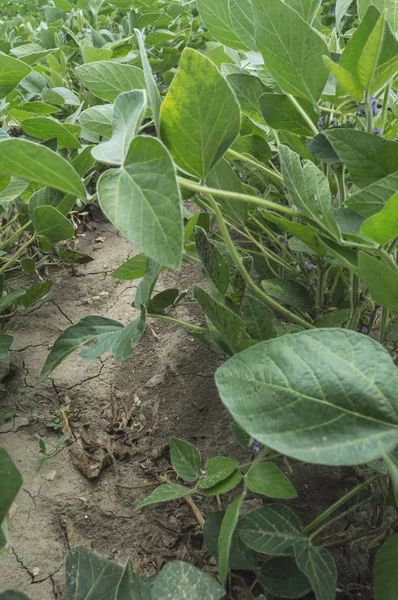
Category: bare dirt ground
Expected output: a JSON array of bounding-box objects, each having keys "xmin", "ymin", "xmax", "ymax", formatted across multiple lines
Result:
[{"xmin": 0, "ymin": 216, "xmax": 375, "ymax": 600}]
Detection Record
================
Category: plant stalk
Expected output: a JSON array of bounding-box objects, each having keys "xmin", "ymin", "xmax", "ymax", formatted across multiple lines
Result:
[{"xmin": 148, "ymin": 314, "xmax": 209, "ymax": 332}]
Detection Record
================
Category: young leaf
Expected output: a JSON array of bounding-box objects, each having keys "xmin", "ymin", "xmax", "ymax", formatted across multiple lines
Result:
[
  {"xmin": 76, "ymin": 61, "xmax": 145, "ymax": 102},
  {"xmin": 216, "ymin": 329, "xmax": 398, "ymax": 465},
  {"xmin": 357, "ymin": 9, "xmax": 386, "ymax": 91},
  {"xmin": 204, "ymin": 511, "xmax": 257, "ymax": 570},
  {"xmin": 358, "ymin": 0, "xmax": 398, "ymax": 33},
  {"xmin": 33, "ymin": 206, "xmax": 74, "ymax": 251},
  {"xmin": 136, "ymin": 484, "xmax": 194, "ymax": 510},
  {"xmin": 260, "ymin": 557, "xmax": 312, "ymax": 599},
  {"xmin": 335, "ymin": 0, "xmax": 354, "ymax": 32},
  {"xmin": 92, "ymin": 90, "xmax": 147, "ymax": 165},
  {"xmin": 360, "ymin": 192, "xmax": 398, "ymax": 244},
  {"xmin": 346, "ymin": 171, "xmax": 398, "ymax": 218},
  {"xmin": 135, "ymin": 29, "xmax": 161, "ymax": 134},
  {"xmin": 0, "ymin": 54, "xmax": 31, "ymax": 99},
  {"xmin": 196, "ymin": 0, "xmax": 246, "ymax": 50},
  {"xmin": 151, "ymin": 561, "xmax": 225, "ymax": 600},
  {"xmin": 358, "ymin": 252, "xmax": 398, "ymax": 311},
  {"xmin": 15, "ymin": 281, "xmax": 53, "ymax": 310},
  {"xmin": 195, "ymin": 227, "xmax": 230, "ymax": 294},
  {"xmin": 237, "ymin": 504, "xmax": 304, "ymax": 555},
  {"xmin": 294, "ymin": 542, "xmax": 337, "ymax": 600},
  {"xmin": 0, "ymin": 139, "xmax": 85, "ymax": 197},
  {"xmin": 246, "ymin": 462, "xmax": 297, "ymax": 499},
  {"xmin": 112, "ymin": 254, "xmax": 148, "ymax": 281},
  {"xmin": 261, "ymin": 278, "xmax": 313, "ymax": 312},
  {"xmin": 97, "ymin": 136, "xmax": 183, "ymax": 269},
  {"xmin": 199, "ymin": 457, "xmax": 239, "ymax": 489},
  {"xmin": 374, "ymin": 534, "xmax": 398, "ymax": 600},
  {"xmin": 160, "ymin": 48, "xmax": 240, "ymax": 179},
  {"xmin": 252, "ymin": 0, "xmax": 329, "ymax": 103},
  {"xmin": 40, "ymin": 316, "xmax": 124, "ymax": 380},
  {"xmin": 0, "ymin": 449, "xmax": 22, "ymax": 524},
  {"xmin": 202, "ymin": 470, "xmax": 242, "ymax": 496},
  {"xmin": 170, "ymin": 437, "xmax": 201, "ymax": 482},
  {"xmin": 79, "ymin": 105, "xmax": 114, "ymax": 138},
  {"xmin": 218, "ymin": 494, "xmax": 244, "ymax": 585},
  {"xmin": 242, "ymin": 292, "xmax": 277, "ymax": 341}
]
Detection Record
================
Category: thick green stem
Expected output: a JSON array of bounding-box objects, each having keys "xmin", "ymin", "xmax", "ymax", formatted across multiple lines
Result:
[
  {"xmin": 205, "ymin": 194, "xmax": 314, "ymax": 330},
  {"xmin": 287, "ymin": 94, "xmax": 318, "ymax": 135},
  {"xmin": 0, "ymin": 236, "xmax": 35, "ymax": 274},
  {"xmin": 304, "ymin": 474, "xmax": 380, "ymax": 533},
  {"xmin": 148, "ymin": 314, "xmax": 209, "ymax": 332},
  {"xmin": 335, "ymin": 167, "xmax": 346, "ymax": 207},
  {"xmin": 379, "ymin": 306, "xmax": 389, "ymax": 345}
]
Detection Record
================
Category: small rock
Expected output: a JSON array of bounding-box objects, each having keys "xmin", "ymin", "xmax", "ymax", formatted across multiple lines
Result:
[
  {"xmin": 46, "ymin": 470, "xmax": 57, "ymax": 481},
  {"xmin": 32, "ymin": 567, "xmax": 40, "ymax": 577},
  {"xmin": 99, "ymin": 291, "xmax": 109, "ymax": 298},
  {"xmin": 145, "ymin": 373, "xmax": 166, "ymax": 388},
  {"xmin": 92, "ymin": 295, "xmax": 101, "ymax": 301}
]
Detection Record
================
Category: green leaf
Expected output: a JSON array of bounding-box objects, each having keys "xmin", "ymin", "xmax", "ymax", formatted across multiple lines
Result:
[
  {"xmin": 15, "ymin": 281, "xmax": 53, "ymax": 310},
  {"xmin": 216, "ymin": 329, "xmax": 398, "ymax": 465},
  {"xmin": 263, "ymin": 213, "xmax": 327, "ymax": 256},
  {"xmin": 358, "ymin": 10, "xmax": 386, "ymax": 91},
  {"xmin": 136, "ymin": 484, "xmax": 193, "ymax": 510},
  {"xmin": 228, "ymin": 0, "xmax": 256, "ymax": 50},
  {"xmin": 170, "ymin": 437, "xmax": 201, "ymax": 482},
  {"xmin": 21, "ymin": 117, "xmax": 81, "ymax": 149},
  {"xmin": 111, "ymin": 306, "xmax": 146, "ymax": 363},
  {"xmin": 261, "ymin": 278, "xmax": 313, "ymax": 312},
  {"xmin": 0, "ymin": 139, "xmax": 85, "ymax": 197},
  {"xmin": 232, "ymin": 135, "xmax": 271, "ymax": 162},
  {"xmin": 204, "ymin": 511, "xmax": 257, "ymax": 570},
  {"xmin": 287, "ymin": 0, "xmax": 321, "ymax": 23},
  {"xmin": 336, "ymin": 0, "xmax": 354, "ymax": 32},
  {"xmin": 79, "ymin": 104, "xmax": 114, "ymax": 138},
  {"xmin": 346, "ymin": 171, "xmax": 398, "ymax": 218},
  {"xmin": 358, "ymin": 252, "xmax": 398, "ymax": 311},
  {"xmin": 260, "ymin": 94, "xmax": 317, "ymax": 135},
  {"xmin": 205, "ymin": 158, "xmax": 248, "ymax": 224},
  {"xmin": 58, "ymin": 248, "xmax": 94, "ymax": 265},
  {"xmin": 0, "ymin": 335, "xmax": 13, "ymax": 359},
  {"xmin": 360, "ymin": 192, "xmax": 398, "ymax": 244},
  {"xmin": 294, "ymin": 542, "xmax": 337, "ymax": 600},
  {"xmin": 115, "ymin": 562, "xmax": 155, "ymax": 599},
  {"xmin": 231, "ymin": 422, "xmax": 252, "ymax": 451},
  {"xmin": 112, "ymin": 254, "xmax": 148, "ymax": 281},
  {"xmin": 246, "ymin": 462, "xmax": 297, "ymax": 499},
  {"xmin": 202, "ymin": 470, "xmax": 242, "ymax": 496},
  {"xmin": 0, "ymin": 290, "xmax": 26, "ymax": 312},
  {"xmin": 227, "ymin": 73, "xmax": 269, "ymax": 125},
  {"xmin": 66, "ymin": 546, "xmax": 123, "ymax": 599},
  {"xmin": 40, "ymin": 316, "xmax": 124, "ymax": 380},
  {"xmin": 307, "ymin": 133, "xmax": 341, "ymax": 164},
  {"xmin": 0, "ymin": 177, "xmax": 29, "ymax": 206},
  {"xmin": 237, "ymin": 504, "xmax": 304, "ymax": 555},
  {"xmin": 160, "ymin": 48, "xmax": 240, "ymax": 179},
  {"xmin": 382, "ymin": 450, "xmax": 398, "ymax": 506},
  {"xmin": 0, "ymin": 448, "xmax": 22, "ymax": 524},
  {"xmin": 196, "ymin": 0, "xmax": 247, "ymax": 49},
  {"xmin": 92, "ymin": 90, "xmax": 146, "ymax": 165},
  {"xmin": 358, "ymin": 0, "xmax": 398, "ymax": 33},
  {"xmin": 374, "ymin": 534, "xmax": 398, "ymax": 600},
  {"xmin": 151, "ymin": 561, "xmax": 225, "ymax": 600},
  {"xmin": 218, "ymin": 494, "xmax": 244, "ymax": 585},
  {"xmin": 135, "ymin": 29, "xmax": 161, "ymax": 134},
  {"xmin": 33, "ymin": 206, "xmax": 74, "ymax": 252},
  {"xmin": 76, "ymin": 61, "xmax": 145, "ymax": 102},
  {"xmin": 0, "ymin": 593, "xmax": 31, "ymax": 600},
  {"xmin": 148, "ymin": 289, "xmax": 179, "ymax": 315},
  {"xmin": 260, "ymin": 557, "xmax": 312, "ymax": 599},
  {"xmin": 323, "ymin": 57, "xmax": 364, "ymax": 102},
  {"xmin": 195, "ymin": 227, "xmax": 230, "ymax": 294},
  {"xmin": 134, "ymin": 259, "xmax": 162, "ymax": 309},
  {"xmin": 97, "ymin": 136, "xmax": 183, "ymax": 269},
  {"xmin": 279, "ymin": 144, "xmax": 340, "ymax": 237},
  {"xmin": 314, "ymin": 309, "xmax": 349, "ymax": 328},
  {"xmin": 242, "ymin": 292, "xmax": 277, "ymax": 341},
  {"xmin": 81, "ymin": 45, "xmax": 113, "ymax": 64},
  {"xmin": 0, "ymin": 54, "xmax": 31, "ymax": 99},
  {"xmin": 253, "ymin": 0, "xmax": 329, "ymax": 103},
  {"xmin": 199, "ymin": 456, "xmax": 239, "ymax": 489}
]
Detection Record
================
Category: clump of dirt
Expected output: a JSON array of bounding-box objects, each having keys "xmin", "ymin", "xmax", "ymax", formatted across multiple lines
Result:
[{"xmin": 0, "ymin": 216, "xmax": 377, "ymax": 600}]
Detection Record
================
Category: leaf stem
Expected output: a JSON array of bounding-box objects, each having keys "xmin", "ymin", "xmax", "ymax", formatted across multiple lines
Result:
[
  {"xmin": 347, "ymin": 273, "xmax": 361, "ymax": 330},
  {"xmin": 226, "ymin": 149, "xmax": 283, "ymax": 184},
  {"xmin": 379, "ymin": 306, "xmax": 389, "ymax": 345},
  {"xmin": 304, "ymin": 474, "xmax": 380, "ymax": 533},
  {"xmin": 287, "ymin": 94, "xmax": 318, "ymax": 136},
  {"xmin": 0, "ymin": 236, "xmax": 35, "ymax": 274},
  {"xmin": 335, "ymin": 167, "xmax": 346, "ymax": 207},
  {"xmin": 379, "ymin": 80, "xmax": 392, "ymax": 134},
  {"xmin": 0, "ymin": 221, "xmax": 32, "ymax": 250},
  {"xmin": 309, "ymin": 497, "xmax": 371, "ymax": 541},
  {"xmin": 148, "ymin": 313, "xmax": 209, "ymax": 332}
]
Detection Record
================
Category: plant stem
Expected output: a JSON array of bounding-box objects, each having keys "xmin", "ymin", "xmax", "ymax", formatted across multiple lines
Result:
[
  {"xmin": 205, "ymin": 194, "xmax": 314, "ymax": 330},
  {"xmin": 226, "ymin": 149, "xmax": 283, "ymax": 184},
  {"xmin": 304, "ymin": 474, "xmax": 380, "ymax": 533},
  {"xmin": 347, "ymin": 273, "xmax": 360, "ymax": 330},
  {"xmin": 0, "ymin": 220, "xmax": 32, "ymax": 250},
  {"xmin": 379, "ymin": 81, "xmax": 392, "ymax": 134},
  {"xmin": 309, "ymin": 497, "xmax": 371, "ymax": 542},
  {"xmin": 335, "ymin": 167, "xmax": 346, "ymax": 206},
  {"xmin": 379, "ymin": 306, "xmax": 389, "ymax": 345},
  {"xmin": 177, "ymin": 177, "xmax": 299, "ymax": 219},
  {"xmin": 148, "ymin": 314, "xmax": 209, "ymax": 332},
  {"xmin": 364, "ymin": 92, "xmax": 373, "ymax": 133},
  {"xmin": 0, "ymin": 236, "xmax": 35, "ymax": 274},
  {"xmin": 315, "ymin": 266, "xmax": 327, "ymax": 315},
  {"xmin": 287, "ymin": 94, "xmax": 318, "ymax": 135}
]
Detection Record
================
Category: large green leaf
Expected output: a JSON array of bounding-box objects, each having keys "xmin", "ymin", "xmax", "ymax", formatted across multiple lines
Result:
[
  {"xmin": 112, "ymin": 254, "xmax": 148, "ymax": 281},
  {"xmin": 115, "ymin": 562, "xmax": 155, "ymax": 599},
  {"xmin": 0, "ymin": 448, "xmax": 22, "ymax": 524},
  {"xmin": 151, "ymin": 561, "xmax": 225, "ymax": 600},
  {"xmin": 345, "ymin": 171, "xmax": 398, "ymax": 218},
  {"xmin": 374, "ymin": 534, "xmax": 398, "ymax": 600},
  {"xmin": 237, "ymin": 504, "xmax": 304, "ymax": 555},
  {"xmin": 92, "ymin": 90, "xmax": 146, "ymax": 165},
  {"xmin": 170, "ymin": 437, "xmax": 201, "ymax": 482},
  {"xmin": 0, "ymin": 53, "xmax": 31, "ymax": 99},
  {"xmin": 325, "ymin": 129, "xmax": 398, "ymax": 188},
  {"xmin": 294, "ymin": 542, "xmax": 337, "ymax": 600},
  {"xmin": 0, "ymin": 139, "xmax": 85, "ymax": 197},
  {"xmin": 358, "ymin": 252, "xmax": 398, "ymax": 311},
  {"xmin": 218, "ymin": 494, "xmax": 243, "ymax": 585},
  {"xmin": 252, "ymin": 0, "xmax": 329, "ymax": 103},
  {"xmin": 358, "ymin": 0, "xmax": 398, "ymax": 32},
  {"xmin": 228, "ymin": 0, "xmax": 256, "ymax": 50},
  {"xmin": 40, "ymin": 316, "xmax": 124, "ymax": 380},
  {"xmin": 160, "ymin": 48, "xmax": 240, "ymax": 179},
  {"xmin": 135, "ymin": 29, "xmax": 161, "ymax": 134},
  {"xmin": 21, "ymin": 117, "xmax": 81, "ymax": 148},
  {"xmin": 360, "ymin": 192, "xmax": 398, "ymax": 244},
  {"xmin": 66, "ymin": 546, "xmax": 123, "ymax": 599},
  {"xmin": 246, "ymin": 462, "xmax": 297, "ymax": 499},
  {"xmin": 196, "ymin": 0, "xmax": 247, "ymax": 49},
  {"xmin": 79, "ymin": 105, "xmax": 114, "ymax": 138},
  {"xmin": 260, "ymin": 94, "xmax": 317, "ymax": 135},
  {"xmin": 97, "ymin": 136, "xmax": 183, "ymax": 269},
  {"xmin": 260, "ymin": 557, "xmax": 312, "ymax": 599},
  {"xmin": 33, "ymin": 206, "xmax": 74, "ymax": 251},
  {"xmin": 287, "ymin": 0, "xmax": 321, "ymax": 23},
  {"xmin": 215, "ymin": 329, "xmax": 398, "ymax": 465},
  {"xmin": 226, "ymin": 73, "xmax": 269, "ymax": 125},
  {"xmin": 76, "ymin": 61, "xmax": 145, "ymax": 102},
  {"xmin": 136, "ymin": 484, "xmax": 194, "ymax": 509}
]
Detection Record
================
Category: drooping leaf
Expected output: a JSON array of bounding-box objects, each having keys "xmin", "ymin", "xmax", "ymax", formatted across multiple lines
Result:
[
  {"xmin": 253, "ymin": 0, "xmax": 329, "ymax": 103},
  {"xmin": 136, "ymin": 484, "xmax": 194, "ymax": 510},
  {"xmin": 360, "ymin": 192, "xmax": 398, "ymax": 244},
  {"xmin": 92, "ymin": 90, "xmax": 146, "ymax": 165},
  {"xmin": 0, "ymin": 448, "xmax": 22, "ymax": 524},
  {"xmin": 134, "ymin": 259, "xmax": 162, "ymax": 309},
  {"xmin": 0, "ymin": 177, "xmax": 29, "ymax": 206},
  {"xmin": 237, "ymin": 504, "xmax": 304, "ymax": 555},
  {"xmin": 216, "ymin": 329, "xmax": 398, "ymax": 465},
  {"xmin": 346, "ymin": 171, "xmax": 398, "ymax": 218},
  {"xmin": 204, "ymin": 511, "xmax": 257, "ymax": 570},
  {"xmin": 382, "ymin": 450, "xmax": 398, "ymax": 506},
  {"xmin": 40, "ymin": 316, "xmax": 124, "ymax": 380},
  {"xmin": 0, "ymin": 290, "xmax": 26, "ymax": 312},
  {"xmin": 0, "ymin": 139, "xmax": 85, "ymax": 197},
  {"xmin": 307, "ymin": 133, "xmax": 341, "ymax": 164},
  {"xmin": 170, "ymin": 437, "xmax": 201, "ymax": 482},
  {"xmin": 374, "ymin": 534, "xmax": 398, "ymax": 600},
  {"xmin": 218, "ymin": 494, "xmax": 244, "ymax": 585},
  {"xmin": 111, "ymin": 306, "xmax": 146, "ymax": 363},
  {"xmin": 58, "ymin": 248, "xmax": 94, "ymax": 265},
  {"xmin": 242, "ymin": 292, "xmax": 277, "ymax": 341},
  {"xmin": 135, "ymin": 29, "xmax": 161, "ymax": 134},
  {"xmin": 246, "ymin": 462, "xmax": 297, "ymax": 499},
  {"xmin": 151, "ymin": 561, "xmax": 225, "ymax": 600},
  {"xmin": 97, "ymin": 136, "xmax": 183, "ymax": 269},
  {"xmin": 358, "ymin": 252, "xmax": 398, "ymax": 311},
  {"xmin": 195, "ymin": 227, "xmax": 230, "ymax": 294},
  {"xmin": 260, "ymin": 557, "xmax": 312, "ymax": 599},
  {"xmin": 76, "ymin": 61, "xmax": 145, "ymax": 102},
  {"xmin": 199, "ymin": 456, "xmax": 239, "ymax": 489},
  {"xmin": 294, "ymin": 542, "xmax": 337, "ymax": 600},
  {"xmin": 261, "ymin": 278, "xmax": 313, "ymax": 312},
  {"xmin": 112, "ymin": 254, "xmax": 148, "ymax": 281},
  {"xmin": 33, "ymin": 206, "xmax": 74, "ymax": 252},
  {"xmin": 196, "ymin": 0, "xmax": 247, "ymax": 49},
  {"xmin": 0, "ymin": 54, "xmax": 31, "ymax": 99},
  {"xmin": 160, "ymin": 48, "xmax": 240, "ymax": 179}
]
